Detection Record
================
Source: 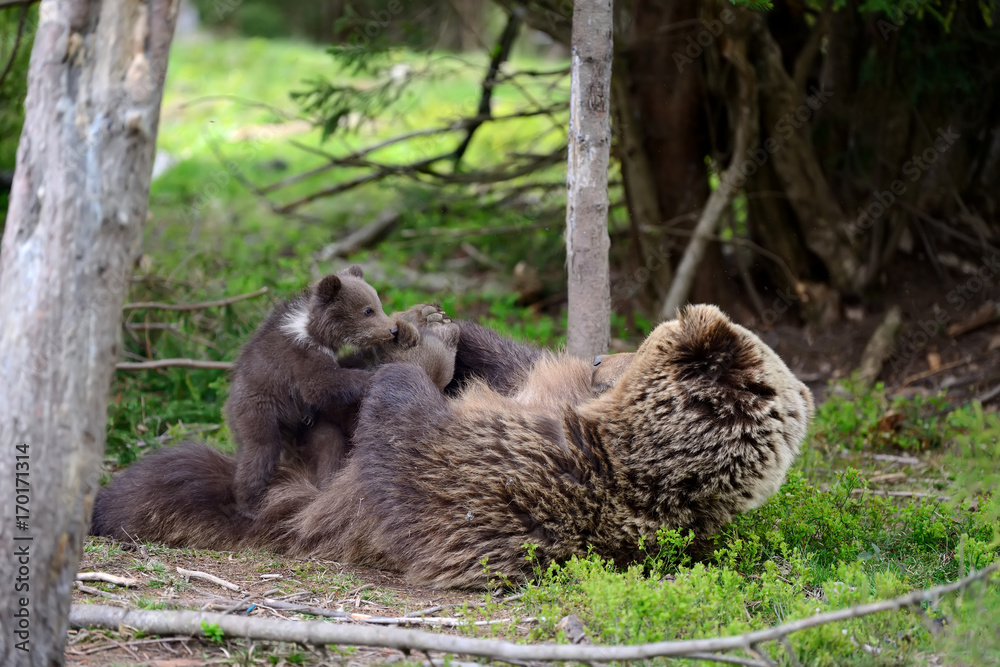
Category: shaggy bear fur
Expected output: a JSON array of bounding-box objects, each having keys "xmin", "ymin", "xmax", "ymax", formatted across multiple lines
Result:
[{"xmin": 92, "ymin": 305, "xmax": 812, "ymax": 590}]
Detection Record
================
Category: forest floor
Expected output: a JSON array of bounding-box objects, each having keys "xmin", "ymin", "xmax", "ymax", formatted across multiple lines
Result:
[
  {"xmin": 763, "ymin": 253, "xmax": 1000, "ymax": 406},
  {"xmin": 69, "ymin": 541, "xmax": 531, "ymax": 666}
]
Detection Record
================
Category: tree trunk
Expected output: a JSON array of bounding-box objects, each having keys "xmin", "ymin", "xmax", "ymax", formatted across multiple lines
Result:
[
  {"xmin": 660, "ymin": 10, "xmax": 757, "ymax": 318},
  {"xmin": 566, "ymin": 0, "xmax": 613, "ymax": 358},
  {"xmin": 0, "ymin": 1, "xmax": 177, "ymax": 663},
  {"xmin": 747, "ymin": 10, "xmax": 863, "ymax": 290}
]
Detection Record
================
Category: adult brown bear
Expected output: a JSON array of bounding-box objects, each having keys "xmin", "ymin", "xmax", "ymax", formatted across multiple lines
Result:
[{"xmin": 92, "ymin": 305, "xmax": 813, "ymax": 589}]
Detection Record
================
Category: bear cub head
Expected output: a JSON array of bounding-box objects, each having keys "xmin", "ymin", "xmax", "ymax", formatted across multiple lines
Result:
[{"xmin": 295, "ymin": 265, "xmax": 396, "ymax": 351}]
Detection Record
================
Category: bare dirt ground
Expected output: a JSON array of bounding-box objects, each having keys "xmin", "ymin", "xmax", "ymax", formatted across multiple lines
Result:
[
  {"xmin": 755, "ymin": 253, "xmax": 1000, "ymax": 405},
  {"xmin": 70, "ymin": 539, "xmax": 536, "ymax": 666}
]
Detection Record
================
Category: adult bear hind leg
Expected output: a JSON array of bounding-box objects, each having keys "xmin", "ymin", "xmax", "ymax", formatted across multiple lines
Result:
[{"xmin": 353, "ymin": 363, "xmax": 450, "ymax": 449}]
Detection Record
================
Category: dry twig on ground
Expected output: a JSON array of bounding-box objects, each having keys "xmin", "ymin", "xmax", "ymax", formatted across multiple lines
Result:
[
  {"xmin": 76, "ymin": 572, "xmax": 140, "ymax": 587},
  {"xmin": 176, "ymin": 567, "xmax": 242, "ymax": 592}
]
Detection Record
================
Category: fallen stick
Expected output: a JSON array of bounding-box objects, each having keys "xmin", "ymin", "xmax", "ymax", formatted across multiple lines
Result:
[
  {"xmin": 176, "ymin": 567, "xmax": 241, "ymax": 592},
  {"xmin": 974, "ymin": 382, "xmax": 1000, "ymax": 405},
  {"xmin": 262, "ymin": 598, "xmax": 533, "ymax": 627},
  {"xmin": 896, "ymin": 357, "xmax": 970, "ymax": 388},
  {"xmin": 404, "ymin": 593, "xmax": 524, "ymax": 618},
  {"xmin": 74, "ymin": 582, "xmax": 126, "ymax": 601},
  {"xmin": 116, "ymin": 359, "xmax": 233, "ymax": 371},
  {"xmin": 856, "ymin": 306, "xmax": 903, "ymax": 389},
  {"xmin": 946, "ymin": 301, "xmax": 1000, "ymax": 338},
  {"xmin": 76, "ymin": 572, "xmax": 140, "ymax": 588},
  {"xmin": 123, "ymin": 287, "xmax": 269, "ymax": 312},
  {"xmin": 79, "ymin": 636, "xmax": 192, "ymax": 656},
  {"xmin": 317, "ymin": 210, "xmax": 401, "ymax": 260},
  {"xmin": 69, "ymin": 562, "xmax": 998, "ymax": 663}
]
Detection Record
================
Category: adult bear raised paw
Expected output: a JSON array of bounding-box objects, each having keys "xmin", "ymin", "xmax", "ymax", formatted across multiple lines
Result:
[{"xmin": 265, "ymin": 304, "xmax": 814, "ymax": 588}]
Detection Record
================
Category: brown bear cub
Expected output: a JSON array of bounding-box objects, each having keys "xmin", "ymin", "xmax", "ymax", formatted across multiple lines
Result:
[
  {"xmin": 90, "ymin": 305, "xmax": 460, "ymax": 545},
  {"xmin": 226, "ymin": 264, "xmax": 396, "ymax": 511}
]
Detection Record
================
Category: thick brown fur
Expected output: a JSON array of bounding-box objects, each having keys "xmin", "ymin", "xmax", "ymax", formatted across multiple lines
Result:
[
  {"xmin": 225, "ymin": 264, "xmax": 397, "ymax": 510},
  {"xmin": 88, "ymin": 442, "xmax": 251, "ymax": 545},
  {"xmin": 89, "ymin": 314, "xmax": 605, "ymax": 547},
  {"xmin": 298, "ymin": 305, "xmax": 460, "ymax": 478},
  {"xmin": 339, "ymin": 305, "xmax": 461, "ymax": 391}
]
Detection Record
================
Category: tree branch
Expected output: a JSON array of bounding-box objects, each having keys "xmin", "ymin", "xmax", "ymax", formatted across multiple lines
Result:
[
  {"xmin": 116, "ymin": 359, "xmax": 232, "ymax": 371},
  {"xmin": 68, "ymin": 561, "xmax": 998, "ymax": 662},
  {"xmin": 452, "ymin": 11, "xmax": 522, "ymax": 168},
  {"xmin": 123, "ymin": 287, "xmax": 269, "ymax": 311},
  {"xmin": 0, "ymin": 0, "xmax": 39, "ymax": 8},
  {"xmin": 792, "ymin": 0, "xmax": 833, "ymax": 92},
  {"xmin": 0, "ymin": 1, "xmax": 30, "ymax": 93}
]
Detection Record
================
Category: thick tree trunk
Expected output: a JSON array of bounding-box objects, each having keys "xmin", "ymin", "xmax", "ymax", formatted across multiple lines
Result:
[
  {"xmin": 566, "ymin": 0, "xmax": 613, "ymax": 358},
  {"xmin": 625, "ymin": 0, "xmax": 742, "ymax": 312},
  {"xmin": 659, "ymin": 10, "xmax": 757, "ymax": 318},
  {"xmin": 0, "ymin": 1, "xmax": 177, "ymax": 663},
  {"xmin": 747, "ymin": 11, "xmax": 863, "ymax": 290}
]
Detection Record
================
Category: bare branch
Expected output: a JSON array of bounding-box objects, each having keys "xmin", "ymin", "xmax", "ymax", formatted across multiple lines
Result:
[
  {"xmin": 404, "ymin": 593, "xmax": 525, "ymax": 618},
  {"xmin": 262, "ymin": 599, "xmax": 534, "ymax": 628},
  {"xmin": 856, "ymin": 306, "xmax": 903, "ymax": 389},
  {"xmin": 660, "ymin": 22, "xmax": 758, "ymax": 320},
  {"xmin": 317, "ymin": 210, "xmax": 403, "ymax": 260},
  {"xmin": 0, "ymin": 0, "xmax": 38, "ymax": 9},
  {"xmin": 452, "ymin": 11, "xmax": 522, "ymax": 168},
  {"xmin": 123, "ymin": 287, "xmax": 269, "ymax": 312},
  {"xmin": 792, "ymin": 0, "xmax": 833, "ymax": 92},
  {"xmin": 76, "ymin": 572, "xmax": 140, "ymax": 588},
  {"xmin": 116, "ymin": 359, "xmax": 232, "ymax": 371},
  {"xmin": 176, "ymin": 567, "xmax": 241, "ymax": 592},
  {"xmin": 74, "ymin": 583, "xmax": 126, "ymax": 602},
  {"xmin": 0, "ymin": 1, "xmax": 29, "ymax": 92},
  {"xmin": 276, "ymin": 152, "xmax": 449, "ymax": 213}
]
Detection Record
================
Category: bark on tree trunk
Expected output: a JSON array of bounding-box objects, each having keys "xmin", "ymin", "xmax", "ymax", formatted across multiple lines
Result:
[
  {"xmin": 747, "ymin": 11, "xmax": 863, "ymax": 290},
  {"xmin": 0, "ymin": 1, "xmax": 177, "ymax": 663},
  {"xmin": 566, "ymin": 0, "xmax": 613, "ymax": 358},
  {"xmin": 660, "ymin": 13, "xmax": 758, "ymax": 319}
]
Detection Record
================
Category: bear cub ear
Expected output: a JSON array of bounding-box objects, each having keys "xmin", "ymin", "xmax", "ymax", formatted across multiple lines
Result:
[
  {"xmin": 316, "ymin": 275, "xmax": 342, "ymax": 303},
  {"xmin": 343, "ymin": 265, "xmax": 365, "ymax": 279}
]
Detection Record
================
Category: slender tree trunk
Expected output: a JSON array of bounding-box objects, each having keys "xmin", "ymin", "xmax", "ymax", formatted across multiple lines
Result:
[
  {"xmin": 566, "ymin": 0, "xmax": 613, "ymax": 358},
  {"xmin": 0, "ymin": 1, "xmax": 177, "ymax": 663}
]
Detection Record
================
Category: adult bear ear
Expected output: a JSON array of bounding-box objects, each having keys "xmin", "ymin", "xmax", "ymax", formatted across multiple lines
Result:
[
  {"xmin": 343, "ymin": 265, "xmax": 364, "ymax": 279},
  {"xmin": 316, "ymin": 274, "xmax": 342, "ymax": 303}
]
